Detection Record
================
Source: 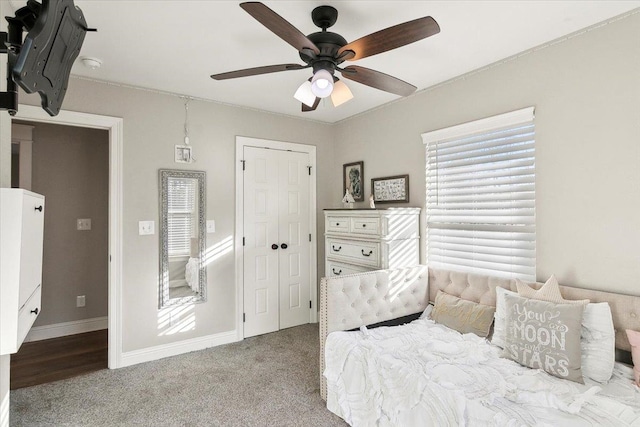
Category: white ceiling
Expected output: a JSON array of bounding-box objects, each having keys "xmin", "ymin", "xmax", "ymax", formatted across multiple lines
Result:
[{"xmin": 9, "ymin": 1, "xmax": 640, "ymax": 123}]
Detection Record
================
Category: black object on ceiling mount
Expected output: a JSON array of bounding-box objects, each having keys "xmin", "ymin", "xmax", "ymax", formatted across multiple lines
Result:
[{"xmin": 0, "ymin": 0, "xmax": 96, "ymax": 116}]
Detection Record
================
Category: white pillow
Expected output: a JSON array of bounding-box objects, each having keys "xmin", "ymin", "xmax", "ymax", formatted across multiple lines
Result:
[
  {"xmin": 419, "ymin": 304, "xmax": 433, "ymax": 320},
  {"xmin": 493, "ymin": 287, "xmax": 615, "ymax": 382},
  {"xmin": 581, "ymin": 302, "xmax": 615, "ymax": 383},
  {"xmin": 492, "ymin": 287, "xmax": 516, "ymax": 349}
]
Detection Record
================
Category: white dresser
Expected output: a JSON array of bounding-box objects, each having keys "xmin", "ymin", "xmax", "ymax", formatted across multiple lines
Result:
[
  {"xmin": 1, "ymin": 189, "xmax": 45, "ymax": 355},
  {"xmin": 324, "ymin": 208, "xmax": 420, "ymax": 277}
]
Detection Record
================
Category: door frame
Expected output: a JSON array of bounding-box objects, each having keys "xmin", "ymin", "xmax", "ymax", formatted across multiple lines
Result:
[
  {"xmin": 13, "ymin": 104, "xmax": 124, "ymax": 369},
  {"xmin": 235, "ymin": 136, "xmax": 317, "ymax": 341}
]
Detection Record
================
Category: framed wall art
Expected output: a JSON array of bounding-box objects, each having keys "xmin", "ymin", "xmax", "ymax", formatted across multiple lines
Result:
[
  {"xmin": 343, "ymin": 161, "xmax": 364, "ymax": 202},
  {"xmin": 371, "ymin": 174, "xmax": 410, "ymax": 203}
]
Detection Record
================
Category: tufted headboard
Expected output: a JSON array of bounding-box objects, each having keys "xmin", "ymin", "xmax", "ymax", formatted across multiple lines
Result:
[
  {"xmin": 320, "ymin": 266, "xmax": 640, "ymax": 401},
  {"xmin": 428, "ymin": 268, "xmax": 640, "ymax": 352},
  {"xmin": 319, "ymin": 266, "xmax": 429, "ymax": 400}
]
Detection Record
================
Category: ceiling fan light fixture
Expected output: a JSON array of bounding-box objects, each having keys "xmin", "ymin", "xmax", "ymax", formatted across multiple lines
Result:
[
  {"xmin": 331, "ymin": 80, "xmax": 353, "ymax": 107},
  {"xmin": 294, "ymin": 81, "xmax": 316, "ymax": 107},
  {"xmin": 311, "ymin": 69, "xmax": 334, "ymax": 98}
]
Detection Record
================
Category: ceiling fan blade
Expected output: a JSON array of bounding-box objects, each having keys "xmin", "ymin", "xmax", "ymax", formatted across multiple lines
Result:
[
  {"xmin": 240, "ymin": 2, "xmax": 320, "ymax": 55},
  {"xmin": 302, "ymin": 97, "xmax": 321, "ymax": 112},
  {"xmin": 340, "ymin": 65, "xmax": 416, "ymax": 97},
  {"xmin": 338, "ymin": 16, "xmax": 440, "ymax": 61},
  {"xmin": 211, "ymin": 64, "xmax": 307, "ymax": 80}
]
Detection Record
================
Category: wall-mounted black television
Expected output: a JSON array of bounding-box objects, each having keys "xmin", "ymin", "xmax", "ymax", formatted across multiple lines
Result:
[{"xmin": 1, "ymin": 0, "xmax": 93, "ymax": 116}]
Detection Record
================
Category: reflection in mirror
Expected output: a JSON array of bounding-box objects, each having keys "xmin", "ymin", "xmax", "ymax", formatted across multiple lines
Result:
[{"xmin": 159, "ymin": 169, "xmax": 206, "ymax": 308}]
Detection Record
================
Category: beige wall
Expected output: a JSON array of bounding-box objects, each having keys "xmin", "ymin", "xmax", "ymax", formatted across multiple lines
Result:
[
  {"xmin": 334, "ymin": 12, "xmax": 640, "ymax": 295},
  {"xmin": 21, "ymin": 122, "xmax": 109, "ymax": 326},
  {"xmin": 17, "ymin": 78, "xmax": 335, "ymax": 352}
]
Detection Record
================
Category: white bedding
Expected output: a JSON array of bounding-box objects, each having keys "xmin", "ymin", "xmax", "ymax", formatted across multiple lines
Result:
[{"xmin": 324, "ymin": 318, "xmax": 640, "ymax": 426}]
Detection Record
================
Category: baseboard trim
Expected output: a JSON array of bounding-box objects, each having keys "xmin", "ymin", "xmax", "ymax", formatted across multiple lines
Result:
[
  {"xmin": 24, "ymin": 316, "xmax": 108, "ymax": 342},
  {"xmin": 119, "ymin": 330, "xmax": 239, "ymax": 368}
]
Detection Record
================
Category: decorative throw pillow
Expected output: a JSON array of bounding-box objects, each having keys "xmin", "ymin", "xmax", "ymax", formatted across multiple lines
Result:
[
  {"xmin": 431, "ymin": 291, "xmax": 495, "ymax": 337},
  {"xmin": 502, "ymin": 293, "xmax": 585, "ymax": 384},
  {"xmin": 419, "ymin": 304, "xmax": 433, "ymax": 320},
  {"xmin": 626, "ymin": 329, "xmax": 640, "ymax": 386},
  {"xmin": 581, "ymin": 303, "xmax": 615, "ymax": 383},
  {"xmin": 494, "ymin": 288, "xmax": 615, "ymax": 382},
  {"xmin": 492, "ymin": 286, "xmax": 517, "ymax": 349},
  {"xmin": 516, "ymin": 275, "xmax": 589, "ymax": 305}
]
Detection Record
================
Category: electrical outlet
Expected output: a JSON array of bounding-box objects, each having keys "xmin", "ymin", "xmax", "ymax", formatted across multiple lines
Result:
[
  {"xmin": 139, "ymin": 221, "xmax": 155, "ymax": 235},
  {"xmin": 76, "ymin": 295, "xmax": 86, "ymax": 307},
  {"xmin": 77, "ymin": 218, "xmax": 91, "ymax": 230}
]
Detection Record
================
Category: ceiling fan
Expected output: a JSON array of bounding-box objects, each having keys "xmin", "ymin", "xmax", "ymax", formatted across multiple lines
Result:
[{"xmin": 210, "ymin": 2, "xmax": 440, "ymax": 112}]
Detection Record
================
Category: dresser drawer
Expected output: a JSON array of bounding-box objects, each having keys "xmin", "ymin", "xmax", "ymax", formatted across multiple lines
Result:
[
  {"xmin": 327, "ymin": 238, "xmax": 380, "ymax": 267},
  {"xmin": 17, "ymin": 285, "xmax": 41, "ymax": 350},
  {"xmin": 350, "ymin": 217, "xmax": 380, "ymax": 236},
  {"xmin": 326, "ymin": 261, "xmax": 370, "ymax": 277},
  {"xmin": 325, "ymin": 216, "xmax": 349, "ymax": 234}
]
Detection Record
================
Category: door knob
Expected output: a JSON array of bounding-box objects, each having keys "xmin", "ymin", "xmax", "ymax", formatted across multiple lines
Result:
[
  {"xmin": 281, "ymin": 243, "xmax": 288, "ymax": 249},
  {"xmin": 34, "ymin": 205, "xmax": 43, "ymax": 212},
  {"xmin": 271, "ymin": 244, "xmax": 279, "ymax": 250},
  {"xmin": 31, "ymin": 307, "xmax": 39, "ymax": 315}
]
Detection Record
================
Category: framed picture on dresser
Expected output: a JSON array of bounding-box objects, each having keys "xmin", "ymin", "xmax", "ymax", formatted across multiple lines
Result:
[
  {"xmin": 343, "ymin": 161, "xmax": 364, "ymax": 201},
  {"xmin": 371, "ymin": 174, "xmax": 410, "ymax": 203}
]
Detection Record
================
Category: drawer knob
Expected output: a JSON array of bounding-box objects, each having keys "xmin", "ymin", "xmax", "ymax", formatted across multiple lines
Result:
[
  {"xmin": 281, "ymin": 243, "xmax": 288, "ymax": 249},
  {"xmin": 31, "ymin": 307, "xmax": 39, "ymax": 315},
  {"xmin": 271, "ymin": 244, "xmax": 279, "ymax": 250},
  {"xmin": 336, "ymin": 223, "xmax": 340, "ymax": 226},
  {"xmin": 361, "ymin": 249, "xmax": 373, "ymax": 257},
  {"xmin": 332, "ymin": 245, "xmax": 342, "ymax": 252},
  {"xmin": 332, "ymin": 268, "xmax": 342, "ymax": 275},
  {"xmin": 362, "ymin": 224, "xmax": 366, "ymax": 227},
  {"xmin": 34, "ymin": 205, "xmax": 43, "ymax": 212}
]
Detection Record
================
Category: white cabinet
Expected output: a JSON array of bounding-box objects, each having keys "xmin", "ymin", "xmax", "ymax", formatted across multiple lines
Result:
[
  {"xmin": 324, "ymin": 208, "xmax": 420, "ymax": 277},
  {"xmin": 1, "ymin": 189, "xmax": 45, "ymax": 355}
]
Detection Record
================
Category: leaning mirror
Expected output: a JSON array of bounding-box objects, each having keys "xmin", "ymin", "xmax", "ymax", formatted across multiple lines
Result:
[{"xmin": 159, "ymin": 169, "xmax": 206, "ymax": 308}]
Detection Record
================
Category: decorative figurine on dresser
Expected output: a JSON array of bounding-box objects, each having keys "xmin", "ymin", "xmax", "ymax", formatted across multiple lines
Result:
[
  {"xmin": 0, "ymin": 189, "xmax": 45, "ymax": 355},
  {"xmin": 324, "ymin": 208, "xmax": 420, "ymax": 277}
]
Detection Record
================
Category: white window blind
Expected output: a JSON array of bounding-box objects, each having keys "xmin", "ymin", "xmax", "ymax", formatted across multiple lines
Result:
[
  {"xmin": 422, "ymin": 107, "xmax": 536, "ymax": 281},
  {"xmin": 167, "ymin": 178, "xmax": 197, "ymax": 257}
]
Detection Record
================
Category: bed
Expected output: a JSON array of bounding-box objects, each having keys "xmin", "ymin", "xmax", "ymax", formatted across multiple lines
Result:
[{"xmin": 319, "ymin": 266, "xmax": 640, "ymax": 426}]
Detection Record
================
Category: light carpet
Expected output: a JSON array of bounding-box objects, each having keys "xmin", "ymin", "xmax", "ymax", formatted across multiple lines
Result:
[{"xmin": 10, "ymin": 324, "xmax": 347, "ymax": 426}]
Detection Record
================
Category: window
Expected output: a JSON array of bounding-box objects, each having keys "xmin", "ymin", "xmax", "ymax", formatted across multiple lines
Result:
[
  {"xmin": 167, "ymin": 177, "xmax": 197, "ymax": 257},
  {"xmin": 421, "ymin": 107, "xmax": 535, "ymax": 281}
]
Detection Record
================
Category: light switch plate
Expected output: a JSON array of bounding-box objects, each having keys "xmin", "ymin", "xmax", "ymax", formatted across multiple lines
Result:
[
  {"xmin": 206, "ymin": 220, "xmax": 215, "ymax": 233},
  {"xmin": 139, "ymin": 221, "xmax": 155, "ymax": 235},
  {"xmin": 77, "ymin": 218, "xmax": 91, "ymax": 230}
]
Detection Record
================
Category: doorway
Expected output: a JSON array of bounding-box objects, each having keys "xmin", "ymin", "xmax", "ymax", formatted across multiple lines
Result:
[
  {"xmin": 9, "ymin": 120, "xmax": 109, "ymax": 388},
  {"xmin": 13, "ymin": 105, "xmax": 123, "ymax": 369},
  {"xmin": 235, "ymin": 137, "xmax": 317, "ymax": 339}
]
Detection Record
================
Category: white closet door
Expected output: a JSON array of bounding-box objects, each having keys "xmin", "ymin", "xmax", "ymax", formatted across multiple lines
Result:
[
  {"xmin": 243, "ymin": 147, "xmax": 280, "ymax": 338},
  {"xmin": 278, "ymin": 151, "xmax": 310, "ymax": 330},
  {"xmin": 243, "ymin": 147, "xmax": 311, "ymax": 337}
]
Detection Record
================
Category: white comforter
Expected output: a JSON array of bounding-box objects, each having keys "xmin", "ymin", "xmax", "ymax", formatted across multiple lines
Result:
[{"xmin": 324, "ymin": 319, "xmax": 640, "ymax": 426}]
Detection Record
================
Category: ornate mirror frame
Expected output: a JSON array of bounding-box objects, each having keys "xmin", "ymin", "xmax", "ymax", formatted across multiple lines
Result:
[{"xmin": 159, "ymin": 169, "xmax": 207, "ymax": 308}]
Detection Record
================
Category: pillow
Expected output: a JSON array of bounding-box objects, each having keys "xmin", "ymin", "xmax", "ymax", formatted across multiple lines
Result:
[
  {"xmin": 502, "ymin": 292, "xmax": 585, "ymax": 384},
  {"xmin": 626, "ymin": 329, "xmax": 640, "ymax": 386},
  {"xmin": 516, "ymin": 275, "xmax": 589, "ymax": 305},
  {"xmin": 431, "ymin": 290, "xmax": 495, "ymax": 337},
  {"xmin": 581, "ymin": 303, "xmax": 615, "ymax": 383},
  {"xmin": 493, "ymin": 288, "xmax": 615, "ymax": 382},
  {"xmin": 492, "ymin": 286, "xmax": 517, "ymax": 349},
  {"xmin": 419, "ymin": 304, "xmax": 433, "ymax": 320}
]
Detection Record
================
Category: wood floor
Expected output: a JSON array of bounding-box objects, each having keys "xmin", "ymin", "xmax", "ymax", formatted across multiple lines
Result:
[{"xmin": 10, "ymin": 329, "xmax": 108, "ymax": 390}]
